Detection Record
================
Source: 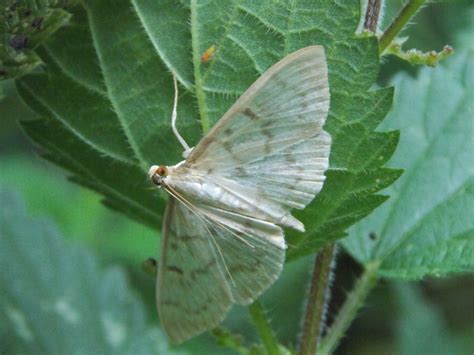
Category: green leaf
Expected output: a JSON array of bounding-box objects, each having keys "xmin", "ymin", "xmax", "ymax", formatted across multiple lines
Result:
[
  {"xmin": 343, "ymin": 51, "xmax": 474, "ymax": 279},
  {"xmin": 393, "ymin": 283, "xmax": 462, "ymax": 355},
  {"xmin": 17, "ymin": 1, "xmax": 399, "ymax": 260},
  {"xmin": 82, "ymin": 0, "xmax": 201, "ymax": 170},
  {"xmin": 0, "ymin": 188, "xmax": 179, "ymax": 354},
  {"xmin": 41, "ymin": 4, "xmax": 106, "ymax": 95},
  {"xmin": 19, "ymin": 65, "xmax": 132, "ymax": 163}
]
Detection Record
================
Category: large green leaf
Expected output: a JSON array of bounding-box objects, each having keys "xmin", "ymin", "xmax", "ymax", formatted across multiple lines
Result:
[
  {"xmin": 17, "ymin": 1, "xmax": 399, "ymax": 260},
  {"xmin": 0, "ymin": 188, "xmax": 179, "ymax": 354},
  {"xmin": 343, "ymin": 51, "xmax": 474, "ymax": 279}
]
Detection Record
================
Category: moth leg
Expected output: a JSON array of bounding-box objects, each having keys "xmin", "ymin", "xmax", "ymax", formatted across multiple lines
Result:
[{"xmin": 170, "ymin": 74, "xmax": 192, "ymax": 156}]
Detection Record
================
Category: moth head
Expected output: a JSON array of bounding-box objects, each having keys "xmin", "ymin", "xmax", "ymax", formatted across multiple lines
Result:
[{"xmin": 148, "ymin": 165, "xmax": 169, "ymax": 187}]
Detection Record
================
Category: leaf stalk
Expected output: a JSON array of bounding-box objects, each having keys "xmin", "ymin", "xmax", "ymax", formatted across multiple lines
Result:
[
  {"xmin": 363, "ymin": 0, "xmax": 383, "ymax": 33},
  {"xmin": 379, "ymin": 0, "xmax": 427, "ymax": 54},
  {"xmin": 248, "ymin": 301, "xmax": 280, "ymax": 355},
  {"xmin": 318, "ymin": 262, "xmax": 380, "ymax": 355},
  {"xmin": 298, "ymin": 243, "xmax": 337, "ymax": 355}
]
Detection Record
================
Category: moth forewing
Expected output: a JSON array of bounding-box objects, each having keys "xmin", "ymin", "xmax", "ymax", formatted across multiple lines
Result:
[
  {"xmin": 186, "ymin": 45, "xmax": 329, "ymax": 163},
  {"xmin": 150, "ymin": 45, "xmax": 331, "ymax": 344}
]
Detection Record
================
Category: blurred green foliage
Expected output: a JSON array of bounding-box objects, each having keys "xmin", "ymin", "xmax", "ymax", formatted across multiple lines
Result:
[
  {"xmin": 0, "ymin": 154, "xmax": 157, "ymax": 264},
  {"xmin": 0, "ymin": 189, "xmax": 178, "ymax": 354},
  {"xmin": 344, "ymin": 50, "xmax": 474, "ymax": 279},
  {"xmin": 1, "ymin": 0, "xmax": 473, "ymax": 354}
]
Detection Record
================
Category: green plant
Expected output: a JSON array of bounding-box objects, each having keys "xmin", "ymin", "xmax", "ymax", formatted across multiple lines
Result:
[{"xmin": 1, "ymin": 0, "xmax": 472, "ymax": 354}]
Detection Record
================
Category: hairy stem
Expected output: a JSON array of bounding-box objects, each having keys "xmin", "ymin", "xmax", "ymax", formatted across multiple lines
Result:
[
  {"xmin": 364, "ymin": 0, "xmax": 383, "ymax": 33},
  {"xmin": 318, "ymin": 262, "xmax": 379, "ymax": 355},
  {"xmin": 379, "ymin": 0, "xmax": 427, "ymax": 54},
  {"xmin": 298, "ymin": 244, "xmax": 337, "ymax": 355},
  {"xmin": 248, "ymin": 301, "xmax": 280, "ymax": 355}
]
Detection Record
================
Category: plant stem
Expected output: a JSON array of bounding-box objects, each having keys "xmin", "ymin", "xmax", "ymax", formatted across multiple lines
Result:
[
  {"xmin": 318, "ymin": 262, "xmax": 380, "ymax": 355},
  {"xmin": 379, "ymin": 0, "xmax": 427, "ymax": 54},
  {"xmin": 363, "ymin": 0, "xmax": 383, "ymax": 33},
  {"xmin": 248, "ymin": 300, "xmax": 280, "ymax": 355},
  {"xmin": 298, "ymin": 243, "xmax": 337, "ymax": 355}
]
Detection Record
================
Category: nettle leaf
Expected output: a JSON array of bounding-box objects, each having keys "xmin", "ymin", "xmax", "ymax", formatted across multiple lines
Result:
[
  {"xmin": 17, "ymin": 1, "xmax": 399, "ymax": 260},
  {"xmin": 0, "ymin": 188, "xmax": 179, "ymax": 354},
  {"xmin": 343, "ymin": 51, "xmax": 474, "ymax": 279}
]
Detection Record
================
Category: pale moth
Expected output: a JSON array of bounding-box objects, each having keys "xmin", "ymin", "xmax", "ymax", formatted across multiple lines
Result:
[{"xmin": 148, "ymin": 45, "xmax": 331, "ymax": 344}]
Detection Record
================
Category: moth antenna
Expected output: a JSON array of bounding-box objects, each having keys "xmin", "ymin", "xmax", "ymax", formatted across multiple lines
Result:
[{"xmin": 171, "ymin": 74, "xmax": 192, "ymax": 154}]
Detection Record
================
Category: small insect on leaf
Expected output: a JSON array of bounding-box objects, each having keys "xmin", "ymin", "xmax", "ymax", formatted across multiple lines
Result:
[{"xmin": 201, "ymin": 45, "xmax": 217, "ymax": 63}]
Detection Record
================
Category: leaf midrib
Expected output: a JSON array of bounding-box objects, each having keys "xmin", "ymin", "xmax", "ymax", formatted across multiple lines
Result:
[
  {"xmin": 84, "ymin": 3, "xmax": 148, "ymax": 171},
  {"xmin": 201, "ymin": 3, "xmax": 242, "ymax": 82},
  {"xmin": 190, "ymin": 0, "xmax": 211, "ymax": 134},
  {"xmin": 20, "ymin": 79, "xmax": 133, "ymax": 165},
  {"xmin": 130, "ymin": 0, "xmax": 193, "ymax": 90}
]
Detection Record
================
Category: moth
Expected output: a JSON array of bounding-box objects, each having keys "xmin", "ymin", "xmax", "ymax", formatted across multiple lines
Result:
[{"xmin": 148, "ymin": 45, "xmax": 331, "ymax": 344}]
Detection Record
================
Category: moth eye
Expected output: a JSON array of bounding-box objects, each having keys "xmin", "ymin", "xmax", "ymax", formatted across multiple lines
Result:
[
  {"xmin": 152, "ymin": 174, "xmax": 162, "ymax": 186},
  {"xmin": 157, "ymin": 165, "xmax": 168, "ymax": 176}
]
